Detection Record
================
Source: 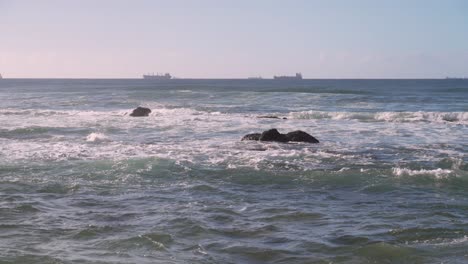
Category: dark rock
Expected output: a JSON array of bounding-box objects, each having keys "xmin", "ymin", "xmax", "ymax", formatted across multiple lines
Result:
[
  {"xmin": 257, "ymin": 115, "xmax": 288, "ymax": 120},
  {"xmin": 241, "ymin": 133, "xmax": 261, "ymax": 141},
  {"xmin": 247, "ymin": 147, "xmax": 268, "ymax": 151},
  {"xmin": 242, "ymin": 129, "xmax": 319, "ymax": 144},
  {"xmin": 130, "ymin": 107, "xmax": 151, "ymax": 117},
  {"xmin": 285, "ymin": 130, "xmax": 319, "ymax": 143},
  {"xmin": 259, "ymin": 129, "xmax": 288, "ymax": 142}
]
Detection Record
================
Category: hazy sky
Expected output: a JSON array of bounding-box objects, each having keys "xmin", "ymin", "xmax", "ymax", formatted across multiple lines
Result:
[{"xmin": 1, "ymin": 0, "xmax": 467, "ymax": 78}]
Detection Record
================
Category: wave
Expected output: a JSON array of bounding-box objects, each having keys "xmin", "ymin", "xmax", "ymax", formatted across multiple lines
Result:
[
  {"xmin": 3, "ymin": 107, "xmax": 467, "ymax": 125},
  {"xmin": 0, "ymin": 109, "xmax": 66, "ymax": 116},
  {"xmin": 392, "ymin": 167, "xmax": 453, "ymax": 178},
  {"xmin": 290, "ymin": 111, "xmax": 468, "ymax": 124},
  {"xmin": 263, "ymin": 87, "xmax": 370, "ymax": 94},
  {"xmin": 0, "ymin": 106, "xmax": 220, "ymax": 118},
  {"xmin": 0, "ymin": 108, "xmax": 123, "ymax": 117},
  {"xmin": 85, "ymin": 132, "xmax": 110, "ymax": 142},
  {"xmin": 0, "ymin": 106, "xmax": 228, "ymax": 132}
]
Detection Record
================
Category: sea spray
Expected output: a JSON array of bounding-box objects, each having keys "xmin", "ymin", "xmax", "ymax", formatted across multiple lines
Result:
[{"xmin": 85, "ymin": 132, "xmax": 110, "ymax": 142}]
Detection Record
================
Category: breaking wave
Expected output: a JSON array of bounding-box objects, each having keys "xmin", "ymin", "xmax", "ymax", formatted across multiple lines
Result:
[
  {"xmin": 392, "ymin": 168, "xmax": 454, "ymax": 178},
  {"xmin": 0, "ymin": 106, "xmax": 220, "ymax": 118},
  {"xmin": 3, "ymin": 108, "xmax": 467, "ymax": 125},
  {"xmin": 290, "ymin": 111, "xmax": 468, "ymax": 124},
  {"xmin": 85, "ymin": 132, "xmax": 110, "ymax": 142}
]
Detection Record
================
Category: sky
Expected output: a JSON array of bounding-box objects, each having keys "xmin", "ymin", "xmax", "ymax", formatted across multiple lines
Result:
[{"xmin": 0, "ymin": 0, "xmax": 467, "ymax": 78}]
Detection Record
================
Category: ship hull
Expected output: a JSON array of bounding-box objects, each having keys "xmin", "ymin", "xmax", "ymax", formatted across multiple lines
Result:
[
  {"xmin": 273, "ymin": 73, "xmax": 302, "ymax": 80},
  {"xmin": 143, "ymin": 76, "xmax": 172, "ymax": 80},
  {"xmin": 273, "ymin": 77, "xmax": 302, "ymax": 80},
  {"xmin": 143, "ymin": 73, "xmax": 172, "ymax": 80}
]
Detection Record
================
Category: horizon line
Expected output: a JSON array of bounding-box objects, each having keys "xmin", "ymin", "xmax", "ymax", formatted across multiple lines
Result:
[{"xmin": 1, "ymin": 77, "xmax": 466, "ymax": 80}]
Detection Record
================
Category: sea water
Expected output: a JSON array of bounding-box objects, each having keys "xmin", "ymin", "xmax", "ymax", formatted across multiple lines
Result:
[{"xmin": 0, "ymin": 79, "xmax": 467, "ymax": 263}]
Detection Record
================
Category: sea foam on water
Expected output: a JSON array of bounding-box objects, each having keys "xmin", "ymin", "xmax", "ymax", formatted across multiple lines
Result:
[{"xmin": 85, "ymin": 132, "xmax": 110, "ymax": 142}]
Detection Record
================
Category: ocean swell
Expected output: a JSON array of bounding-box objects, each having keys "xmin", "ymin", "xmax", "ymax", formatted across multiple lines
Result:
[{"xmin": 290, "ymin": 111, "xmax": 468, "ymax": 124}]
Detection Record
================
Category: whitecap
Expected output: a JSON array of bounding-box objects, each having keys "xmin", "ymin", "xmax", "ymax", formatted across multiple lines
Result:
[
  {"xmin": 85, "ymin": 132, "xmax": 110, "ymax": 143},
  {"xmin": 289, "ymin": 110, "xmax": 468, "ymax": 124},
  {"xmin": 392, "ymin": 167, "xmax": 453, "ymax": 178}
]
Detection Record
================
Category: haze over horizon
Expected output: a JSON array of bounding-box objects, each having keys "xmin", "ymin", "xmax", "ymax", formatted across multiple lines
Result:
[{"xmin": 1, "ymin": 0, "xmax": 467, "ymax": 79}]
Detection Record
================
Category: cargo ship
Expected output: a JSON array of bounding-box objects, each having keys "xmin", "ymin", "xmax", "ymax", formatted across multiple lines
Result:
[
  {"xmin": 273, "ymin": 73, "xmax": 302, "ymax": 80},
  {"xmin": 143, "ymin": 73, "xmax": 172, "ymax": 80}
]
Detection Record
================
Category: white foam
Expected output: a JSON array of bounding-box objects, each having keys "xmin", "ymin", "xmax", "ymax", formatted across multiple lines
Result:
[
  {"xmin": 289, "ymin": 111, "xmax": 468, "ymax": 124},
  {"xmin": 0, "ymin": 106, "xmax": 221, "ymax": 132},
  {"xmin": 444, "ymin": 235, "xmax": 468, "ymax": 245},
  {"xmin": 85, "ymin": 133, "xmax": 110, "ymax": 142},
  {"xmin": 392, "ymin": 167, "xmax": 453, "ymax": 178},
  {"xmin": 0, "ymin": 104, "xmax": 466, "ymax": 174},
  {"xmin": 416, "ymin": 235, "xmax": 468, "ymax": 247}
]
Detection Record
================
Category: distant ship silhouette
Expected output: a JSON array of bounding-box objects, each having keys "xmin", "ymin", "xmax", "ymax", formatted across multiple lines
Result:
[
  {"xmin": 143, "ymin": 73, "xmax": 172, "ymax": 80},
  {"xmin": 274, "ymin": 73, "xmax": 302, "ymax": 80}
]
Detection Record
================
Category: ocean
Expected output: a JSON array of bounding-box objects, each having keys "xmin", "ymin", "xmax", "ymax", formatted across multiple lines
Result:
[{"xmin": 0, "ymin": 79, "xmax": 467, "ymax": 263}]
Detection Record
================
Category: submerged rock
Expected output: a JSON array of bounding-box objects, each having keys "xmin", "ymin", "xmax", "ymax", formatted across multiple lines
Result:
[
  {"xmin": 259, "ymin": 129, "xmax": 289, "ymax": 142},
  {"xmin": 257, "ymin": 115, "xmax": 288, "ymax": 120},
  {"xmin": 241, "ymin": 133, "xmax": 261, "ymax": 141},
  {"xmin": 242, "ymin": 129, "xmax": 319, "ymax": 144},
  {"xmin": 285, "ymin": 130, "xmax": 319, "ymax": 143},
  {"xmin": 130, "ymin": 107, "xmax": 151, "ymax": 117}
]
